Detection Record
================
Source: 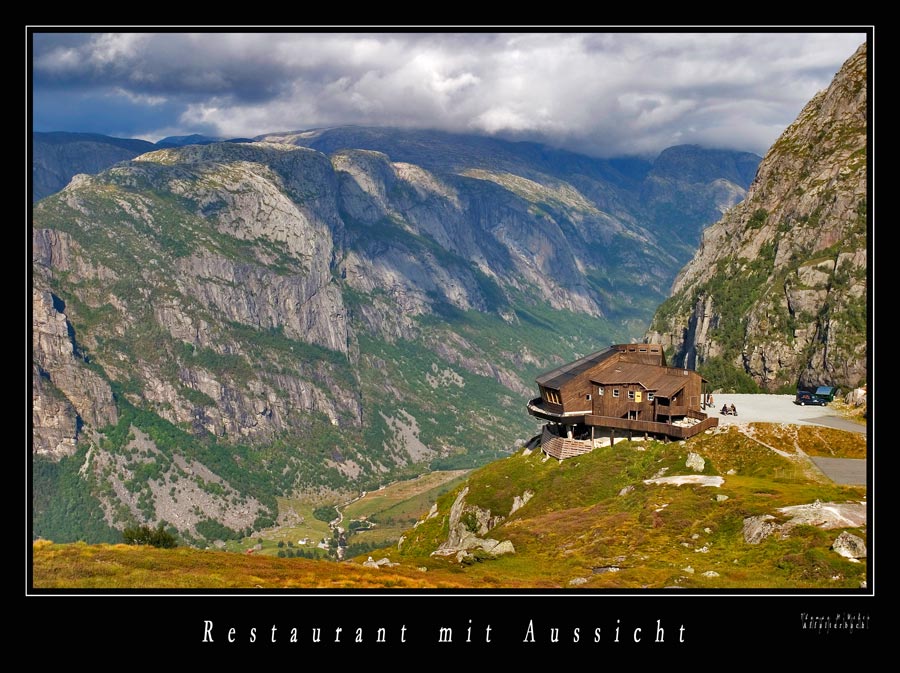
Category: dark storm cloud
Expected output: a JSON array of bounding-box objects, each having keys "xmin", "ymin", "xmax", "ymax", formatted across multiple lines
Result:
[{"xmin": 31, "ymin": 31, "xmax": 866, "ymax": 155}]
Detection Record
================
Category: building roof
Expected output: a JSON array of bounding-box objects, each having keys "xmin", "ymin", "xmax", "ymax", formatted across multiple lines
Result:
[
  {"xmin": 535, "ymin": 347, "xmax": 619, "ymax": 389},
  {"xmin": 590, "ymin": 362, "xmax": 691, "ymax": 398}
]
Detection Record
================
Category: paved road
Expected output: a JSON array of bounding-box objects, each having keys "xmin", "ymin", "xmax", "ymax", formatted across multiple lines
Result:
[{"xmin": 809, "ymin": 457, "xmax": 867, "ymax": 486}]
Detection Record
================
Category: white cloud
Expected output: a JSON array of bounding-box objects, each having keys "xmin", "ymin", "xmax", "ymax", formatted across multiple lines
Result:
[{"xmin": 33, "ymin": 31, "xmax": 867, "ymax": 156}]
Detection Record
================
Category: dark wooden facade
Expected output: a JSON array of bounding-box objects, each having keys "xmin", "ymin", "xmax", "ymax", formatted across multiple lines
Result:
[{"xmin": 528, "ymin": 344, "xmax": 716, "ymax": 458}]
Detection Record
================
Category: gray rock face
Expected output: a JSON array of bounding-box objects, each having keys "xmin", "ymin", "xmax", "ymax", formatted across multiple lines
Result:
[
  {"xmin": 743, "ymin": 515, "xmax": 778, "ymax": 544},
  {"xmin": 844, "ymin": 387, "xmax": 867, "ymax": 407},
  {"xmin": 685, "ymin": 452, "xmax": 705, "ymax": 472},
  {"xmin": 647, "ymin": 43, "xmax": 867, "ymax": 391},
  {"xmin": 832, "ymin": 531, "xmax": 867, "ymax": 559},
  {"xmin": 32, "ymin": 128, "xmax": 769, "ymax": 542},
  {"xmin": 32, "ymin": 288, "xmax": 117, "ymax": 457}
]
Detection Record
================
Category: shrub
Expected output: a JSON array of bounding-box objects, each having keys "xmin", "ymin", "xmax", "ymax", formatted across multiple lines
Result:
[{"xmin": 122, "ymin": 524, "xmax": 178, "ymax": 549}]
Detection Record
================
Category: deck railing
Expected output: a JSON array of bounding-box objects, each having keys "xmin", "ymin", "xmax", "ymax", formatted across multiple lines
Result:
[{"xmin": 584, "ymin": 414, "xmax": 718, "ymax": 439}]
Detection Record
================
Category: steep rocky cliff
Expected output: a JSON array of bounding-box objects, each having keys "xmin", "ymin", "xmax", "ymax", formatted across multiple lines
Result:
[
  {"xmin": 32, "ymin": 129, "xmax": 759, "ymax": 544},
  {"xmin": 647, "ymin": 43, "xmax": 867, "ymax": 392}
]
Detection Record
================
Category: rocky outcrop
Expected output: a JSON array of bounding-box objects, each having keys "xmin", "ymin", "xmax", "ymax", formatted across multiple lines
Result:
[
  {"xmin": 777, "ymin": 500, "xmax": 867, "ymax": 530},
  {"xmin": 832, "ymin": 531, "xmax": 867, "ymax": 560},
  {"xmin": 510, "ymin": 490, "xmax": 534, "ymax": 516},
  {"xmin": 743, "ymin": 501, "xmax": 867, "ymax": 545},
  {"xmin": 32, "ymin": 127, "xmax": 769, "ymax": 543},
  {"xmin": 844, "ymin": 387, "xmax": 867, "ymax": 407},
  {"xmin": 647, "ymin": 43, "xmax": 867, "ymax": 392},
  {"xmin": 743, "ymin": 515, "xmax": 778, "ymax": 544},
  {"xmin": 432, "ymin": 487, "xmax": 516, "ymax": 560},
  {"xmin": 32, "ymin": 365, "xmax": 79, "ymax": 459}
]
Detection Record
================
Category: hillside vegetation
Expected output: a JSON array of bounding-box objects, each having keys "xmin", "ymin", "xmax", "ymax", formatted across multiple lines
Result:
[{"xmin": 33, "ymin": 423, "xmax": 866, "ymax": 590}]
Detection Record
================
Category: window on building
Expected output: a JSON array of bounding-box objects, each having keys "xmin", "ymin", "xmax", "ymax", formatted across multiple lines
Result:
[
  {"xmin": 586, "ymin": 394, "xmax": 592, "ymax": 401},
  {"xmin": 597, "ymin": 387, "xmax": 604, "ymax": 396},
  {"xmin": 628, "ymin": 390, "xmax": 635, "ymax": 400},
  {"xmin": 544, "ymin": 389, "xmax": 561, "ymax": 405},
  {"xmin": 612, "ymin": 389, "xmax": 619, "ymax": 398},
  {"xmin": 648, "ymin": 393, "xmax": 655, "ymax": 401}
]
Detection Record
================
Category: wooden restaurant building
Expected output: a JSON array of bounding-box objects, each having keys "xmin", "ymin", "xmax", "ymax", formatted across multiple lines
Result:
[{"xmin": 527, "ymin": 344, "xmax": 718, "ymax": 460}]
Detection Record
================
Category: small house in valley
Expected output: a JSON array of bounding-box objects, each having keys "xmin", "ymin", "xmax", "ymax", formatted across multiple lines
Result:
[{"xmin": 527, "ymin": 344, "xmax": 718, "ymax": 460}]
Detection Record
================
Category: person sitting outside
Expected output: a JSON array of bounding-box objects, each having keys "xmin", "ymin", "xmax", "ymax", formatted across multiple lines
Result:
[
  {"xmin": 721, "ymin": 404, "xmax": 729, "ymax": 415},
  {"xmin": 730, "ymin": 403, "xmax": 737, "ymax": 416}
]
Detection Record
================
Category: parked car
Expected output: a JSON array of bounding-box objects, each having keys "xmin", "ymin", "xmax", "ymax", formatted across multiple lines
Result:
[{"xmin": 795, "ymin": 390, "xmax": 827, "ymax": 406}]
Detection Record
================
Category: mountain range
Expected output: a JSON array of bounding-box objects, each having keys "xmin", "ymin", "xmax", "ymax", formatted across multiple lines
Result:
[
  {"xmin": 32, "ymin": 124, "xmax": 760, "ymax": 544},
  {"xmin": 30, "ymin": 40, "xmax": 870, "ymax": 548}
]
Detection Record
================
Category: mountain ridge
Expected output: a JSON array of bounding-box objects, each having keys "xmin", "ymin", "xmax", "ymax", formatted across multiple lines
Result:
[
  {"xmin": 32, "ymin": 127, "xmax": 760, "ymax": 544},
  {"xmin": 646, "ymin": 42, "xmax": 867, "ymax": 392}
]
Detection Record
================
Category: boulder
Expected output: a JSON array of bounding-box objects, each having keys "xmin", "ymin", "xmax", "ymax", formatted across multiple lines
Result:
[
  {"xmin": 702, "ymin": 571, "xmax": 720, "ymax": 578},
  {"xmin": 844, "ymin": 387, "xmax": 867, "ymax": 407},
  {"xmin": 619, "ymin": 485, "xmax": 635, "ymax": 496},
  {"xmin": 686, "ymin": 452, "xmax": 705, "ymax": 472},
  {"xmin": 832, "ymin": 531, "xmax": 867, "ymax": 559},
  {"xmin": 569, "ymin": 577, "xmax": 588, "ymax": 586}
]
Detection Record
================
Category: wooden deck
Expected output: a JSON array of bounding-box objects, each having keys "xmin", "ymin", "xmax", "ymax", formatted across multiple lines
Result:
[{"xmin": 540, "ymin": 426, "xmax": 595, "ymax": 460}]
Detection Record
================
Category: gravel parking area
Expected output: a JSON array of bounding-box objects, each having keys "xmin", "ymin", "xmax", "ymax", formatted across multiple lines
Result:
[{"xmin": 707, "ymin": 394, "xmax": 866, "ymax": 435}]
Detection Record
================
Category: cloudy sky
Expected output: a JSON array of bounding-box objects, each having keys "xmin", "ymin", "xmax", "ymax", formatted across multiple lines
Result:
[{"xmin": 31, "ymin": 31, "xmax": 867, "ymax": 157}]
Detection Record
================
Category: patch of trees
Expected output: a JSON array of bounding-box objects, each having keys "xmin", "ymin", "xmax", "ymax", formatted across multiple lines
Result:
[{"xmin": 122, "ymin": 523, "xmax": 178, "ymax": 548}]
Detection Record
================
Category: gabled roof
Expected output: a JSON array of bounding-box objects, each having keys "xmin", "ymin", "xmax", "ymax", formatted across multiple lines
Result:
[
  {"xmin": 535, "ymin": 347, "xmax": 618, "ymax": 390},
  {"xmin": 591, "ymin": 362, "xmax": 690, "ymax": 398}
]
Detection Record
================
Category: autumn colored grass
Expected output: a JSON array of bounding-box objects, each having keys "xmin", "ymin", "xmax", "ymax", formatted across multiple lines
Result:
[{"xmin": 31, "ymin": 540, "xmax": 479, "ymax": 589}]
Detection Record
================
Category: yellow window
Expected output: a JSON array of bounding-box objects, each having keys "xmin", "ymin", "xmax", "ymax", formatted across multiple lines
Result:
[{"xmin": 635, "ymin": 391, "xmax": 642, "ymax": 403}]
